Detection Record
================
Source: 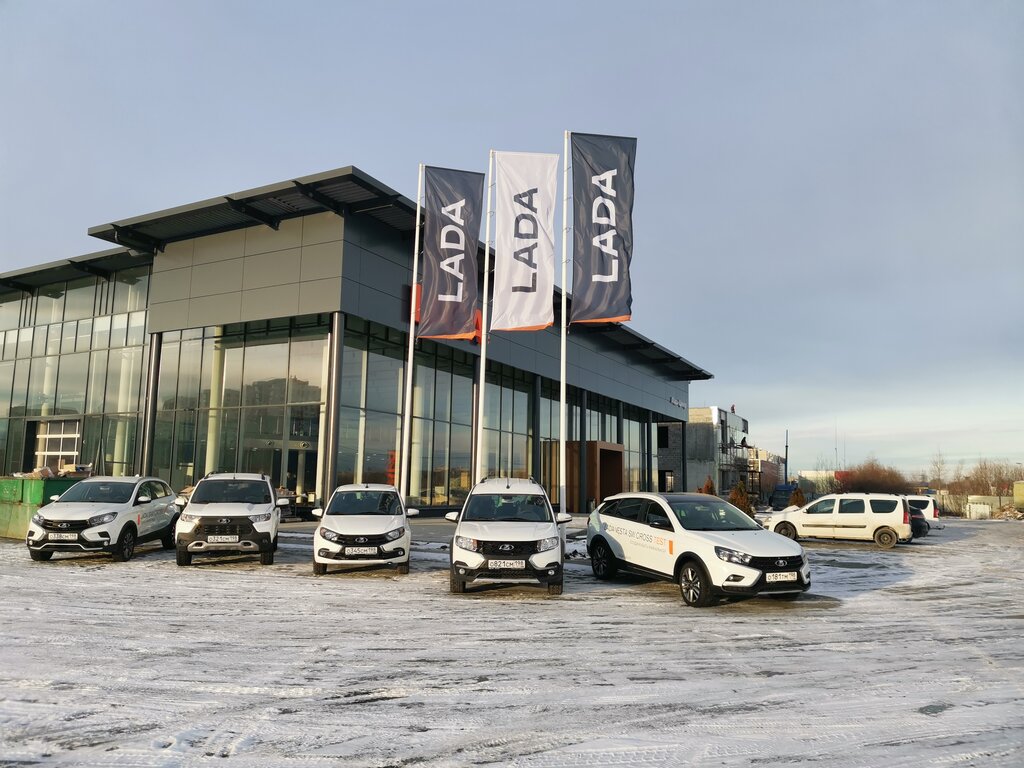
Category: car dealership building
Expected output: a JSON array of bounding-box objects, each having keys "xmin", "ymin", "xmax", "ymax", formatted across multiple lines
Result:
[{"xmin": 0, "ymin": 166, "xmax": 711, "ymax": 512}]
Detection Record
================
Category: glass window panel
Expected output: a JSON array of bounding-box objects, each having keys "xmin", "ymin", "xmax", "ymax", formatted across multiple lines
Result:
[
  {"xmin": 288, "ymin": 334, "xmax": 327, "ymax": 404},
  {"xmin": 0, "ymin": 361, "xmax": 12, "ymax": 418},
  {"xmin": 35, "ymin": 285, "xmax": 65, "ymax": 325},
  {"xmin": 512, "ymin": 433, "xmax": 529, "ymax": 478},
  {"xmin": 483, "ymin": 379, "xmax": 500, "ymax": 430},
  {"xmin": 242, "ymin": 335, "xmax": 288, "ymax": 406},
  {"xmin": 408, "ymin": 417, "xmax": 432, "ymax": 506},
  {"xmin": 61, "ymin": 321, "xmax": 77, "ymax": 354},
  {"xmin": 113, "ymin": 266, "xmax": 149, "ymax": 313},
  {"xmin": 45, "ymin": 323, "xmax": 62, "ymax": 355},
  {"xmin": 109, "ymin": 313, "xmax": 128, "ymax": 348},
  {"xmin": 513, "ymin": 385, "xmax": 529, "ymax": 436},
  {"xmin": 449, "ymin": 424, "xmax": 472, "ymax": 506},
  {"xmin": 16, "ymin": 328, "xmax": 32, "ymax": 358},
  {"xmin": 171, "ymin": 411, "xmax": 198, "ymax": 489},
  {"xmin": 63, "ymin": 277, "xmax": 96, "ymax": 321},
  {"xmin": 434, "ymin": 358, "xmax": 451, "ymax": 424},
  {"xmin": 101, "ymin": 414, "xmax": 137, "ymax": 476},
  {"xmin": 431, "ymin": 421, "xmax": 449, "ymax": 507},
  {"xmin": 361, "ymin": 411, "xmax": 400, "ymax": 485},
  {"xmin": 86, "ymin": 350, "xmax": 107, "ymax": 413},
  {"xmin": 412, "ymin": 352, "xmax": 435, "ymax": 419},
  {"xmin": 335, "ymin": 406, "xmax": 361, "ymax": 487},
  {"xmin": 364, "ymin": 338, "xmax": 404, "ymax": 414},
  {"xmin": 198, "ymin": 408, "xmax": 240, "ymax": 476},
  {"xmin": 92, "ymin": 315, "xmax": 111, "ymax": 349},
  {"xmin": 482, "ymin": 428, "xmax": 500, "ymax": 479},
  {"xmin": 127, "ymin": 311, "xmax": 147, "ymax": 347},
  {"xmin": 75, "ymin": 318, "xmax": 92, "ymax": 353},
  {"xmin": 32, "ymin": 326, "xmax": 47, "ymax": 357},
  {"xmin": 152, "ymin": 411, "xmax": 174, "ymax": 485},
  {"xmin": 1, "ymin": 331, "xmax": 12, "ymax": 362},
  {"xmin": 55, "ymin": 352, "xmax": 89, "ymax": 415},
  {"xmin": 176, "ymin": 339, "xmax": 203, "ymax": 410},
  {"xmin": 0, "ymin": 294, "xmax": 21, "ymax": 330},
  {"xmin": 5, "ymin": 418, "xmax": 24, "ymax": 473},
  {"xmin": 157, "ymin": 339, "xmax": 179, "ymax": 410},
  {"xmin": 340, "ymin": 335, "xmax": 366, "ymax": 408},
  {"xmin": 104, "ymin": 347, "xmax": 143, "ymax": 413},
  {"xmin": 451, "ymin": 360, "xmax": 474, "ymax": 426},
  {"xmin": 0, "ymin": 418, "xmax": 7, "ymax": 473},
  {"xmin": 26, "ymin": 357, "xmax": 58, "ymax": 416},
  {"xmin": 239, "ymin": 406, "xmax": 284, "ymax": 482},
  {"xmin": 199, "ymin": 335, "xmax": 243, "ymax": 409}
]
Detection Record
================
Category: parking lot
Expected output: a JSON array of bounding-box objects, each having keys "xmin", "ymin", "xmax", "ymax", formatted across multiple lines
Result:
[{"xmin": 1, "ymin": 519, "xmax": 1022, "ymax": 767}]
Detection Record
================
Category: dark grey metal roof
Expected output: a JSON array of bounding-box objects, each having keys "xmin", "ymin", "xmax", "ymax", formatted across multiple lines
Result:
[
  {"xmin": 86, "ymin": 165, "xmax": 417, "ymax": 254},
  {"xmin": 0, "ymin": 248, "xmax": 147, "ymax": 293}
]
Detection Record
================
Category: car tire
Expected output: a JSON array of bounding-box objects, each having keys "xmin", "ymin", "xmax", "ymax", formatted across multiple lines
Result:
[
  {"xmin": 112, "ymin": 525, "xmax": 137, "ymax": 562},
  {"xmin": 775, "ymin": 522, "xmax": 797, "ymax": 540},
  {"xmin": 547, "ymin": 580, "xmax": 564, "ymax": 596},
  {"xmin": 313, "ymin": 562, "xmax": 327, "ymax": 576},
  {"xmin": 678, "ymin": 560, "xmax": 716, "ymax": 608},
  {"xmin": 874, "ymin": 528, "xmax": 898, "ymax": 549},
  {"xmin": 590, "ymin": 539, "xmax": 618, "ymax": 580},
  {"xmin": 396, "ymin": 562, "xmax": 410, "ymax": 575},
  {"xmin": 176, "ymin": 548, "xmax": 192, "ymax": 566},
  {"xmin": 273, "ymin": 536, "xmax": 279, "ymax": 551},
  {"xmin": 449, "ymin": 570, "xmax": 466, "ymax": 594},
  {"xmin": 160, "ymin": 517, "xmax": 179, "ymax": 550},
  {"xmin": 29, "ymin": 549, "xmax": 53, "ymax": 562},
  {"xmin": 260, "ymin": 549, "xmax": 275, "ymax": 565}
]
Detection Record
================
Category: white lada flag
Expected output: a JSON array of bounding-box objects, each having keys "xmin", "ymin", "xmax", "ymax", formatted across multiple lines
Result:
[{"xmin": 491, "ymin": 151, "xmax": 558, "ymax": 331}]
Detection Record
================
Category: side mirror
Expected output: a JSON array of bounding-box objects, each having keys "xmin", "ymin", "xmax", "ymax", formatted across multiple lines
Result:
[
  {"xmin": 275, "ymin": 497, "xmax": 290, "ymax": 507},
  {"xmin": 311, "ymin": 508, "xmax": 323, "ymax": 518},
  {"xmin": 556, "ymin": 512, "xmax": 573, "ymax": 524},
  {"xmin": 135, "ymin": 495, "xmax": 151, "ymax": 505},
  {"xmin": 406, "ymin": 508, "xmax": 419, "ymax": 517},
  {"xmin": 444, "ymin": 511, "xmax": 458, "ymax": 522},
  {"xmin": 649, "ymin": 518, "xmax": 671, "ymax": 531},
  {"xmin": 49, "ymin": 494, "xmax": 61, "ymax": 502},
  {"xmin": 174, "ymin": 496, "xmax": 188, "ymax": 508}
]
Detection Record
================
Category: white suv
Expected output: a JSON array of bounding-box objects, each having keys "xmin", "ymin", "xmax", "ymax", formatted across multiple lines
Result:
[
  {"xmin": 446, "ymin": 478, "xmax": 572, "ymax": 595},
  {"xmin": 587, "ymin": 492, "xmax": 810, "ymax": 607},
  {"xmin": 311, "ymin": 484, "xmax": 418, "ymax": 575},
  {"xmin": 25, "ymin": 476, "xmax": 177, "ymax": 562},
  {"xmin": 906, "ymin": 495, "xmax": 944, "ymax": 531},
  {"xmin": 760, "ymin": 493, "xmax": 912, "ymax": 548},
  {"xmin": 174, "ymin": 473, "xmax": 287, "ymax": 566}
]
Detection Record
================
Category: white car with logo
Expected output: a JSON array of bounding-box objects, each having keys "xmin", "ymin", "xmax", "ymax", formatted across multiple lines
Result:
[
  {"xmin": 174, "ymin": 473, "xmax": 287, "ymax": 566},
  {"xmin": 587, "ymin": 492, "xmax": 810, "ymax": 607},
  {"xmin": 446, "ymin": 478, "xmax": 572, "ymax": 595},
  {"xmin": 311, "ymin": 484, "xmax": 418, "ymax": 575},
  {"xmin": 25, "ymin": 476, "xmax": 177, "ymax": 562}
]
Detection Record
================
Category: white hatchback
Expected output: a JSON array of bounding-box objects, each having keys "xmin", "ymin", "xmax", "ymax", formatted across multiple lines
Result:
[
  {"xmin": 25, "ymin": 476, "xmax": 177, "ymax": 562},
  {"xmin": 312, "ymin": 484, "xmax": 418, "ymax": 575},
  {"xmin": 588, "ymin": 492, "xmax": 810, "ymax": 607}
]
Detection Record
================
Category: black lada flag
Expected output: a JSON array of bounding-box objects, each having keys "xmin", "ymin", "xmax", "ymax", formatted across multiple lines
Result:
[
  {"xmin": 420, "ymin": 166, "xmax": 486, "ymax": 339},
  {"xmin": 570, "ymin": 133, "xmax": 637, "ymax": 324}
]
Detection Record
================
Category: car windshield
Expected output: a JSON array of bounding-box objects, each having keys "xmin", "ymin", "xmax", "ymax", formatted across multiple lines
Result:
[
  {"xmin": 191, "ymin": 480, "xmax": 271, "ymax": 504},
  {"xmin": 326, "ymin": 491, "xmax": 401, "ymax": 516},
  {"xmin": 668, "ymin": 499, "xmax": 762, "ymax": 531},
  {"xmin": 463, "ymin": 493, "xmax": 552, "ymax": 523},
  {"xmin": 58, "ymin": 481, "xmax": 135, "ymax": 504}
]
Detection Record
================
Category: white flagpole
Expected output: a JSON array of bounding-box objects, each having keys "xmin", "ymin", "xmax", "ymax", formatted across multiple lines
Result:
[
  {"xmin": 559, "ymin": 132, "xmax": 570, "ymax": 516},
  {"xmin": 399, "ymin": 163, "xmax": 425, "ymax": 501},
  {"xmin": 474, "ymin": 150, "xmax": 495, "ymax": 484}
]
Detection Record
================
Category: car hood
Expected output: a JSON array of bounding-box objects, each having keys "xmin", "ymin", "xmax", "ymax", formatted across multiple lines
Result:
[
  {"xmin": 686, "ymin": 528, "xmax": 803, "ymax": 557},
  {"xmin": 456, "ymin": 521, "xmax": 556, "ymax": 541},
  {"xmin": 185, "ymin": 502, "xmax": 274, "ymax": 518},
  {"xmin": 36, "ymin": 502, "xmax": 128, "ymax": 520},
  {"xmin": 319, "ymin": 514, "xmax": 405, "ymax": 535}
]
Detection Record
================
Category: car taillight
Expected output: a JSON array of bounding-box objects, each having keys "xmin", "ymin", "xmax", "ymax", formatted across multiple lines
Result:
[{"xmin": 903, "ymin": 505, "xmax": 909, "ymax": 525}]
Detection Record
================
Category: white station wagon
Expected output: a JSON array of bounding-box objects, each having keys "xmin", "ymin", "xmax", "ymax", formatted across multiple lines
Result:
[{"xmin": 760, "ymin": 493, "xmax": 913, "ymax": 548}]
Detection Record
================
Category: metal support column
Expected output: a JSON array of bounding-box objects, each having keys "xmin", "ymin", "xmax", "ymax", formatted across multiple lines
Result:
[
  {"xmin": 578, "ymin": 390, "xmax": 588, "ymax": 514},
  {"xmin": 139, "ymin": 332, "xmax": 161, "ymax": 475},
  {"xmin": 321, "ymin": 312, "xmax": 345, "ymax": 506},
  {"xmin": 471, "ymin": 354, "xmax": 482, "ymax": 484},
  {"xmin": 616, "ymin": 401, "xmax": 624, "ymax": 445},
  {"xmin": 532, "ymin": 374, "xmax": 541, "ymax": 483},
  {"xmin": 645, "ymin": 410, "xmax": 654, "ymax": 492},
  {"xmin": 680, "ymin": 420, "xmax": 688, "ymax": 492}
]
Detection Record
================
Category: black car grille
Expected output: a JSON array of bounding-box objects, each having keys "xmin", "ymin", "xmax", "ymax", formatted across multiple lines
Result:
[
  {"xmin": 748, "ymin": 555, "xmax": 804, "ymax": 571},
  {"xmin": 38, "ymin": 518, "xmax": 91, "ymax": 532},
  {"xmin": 479, "ymin": 540, "xmax": 537, "ymax": 556},
  {"xmin": 330, "ymin": 533, "xmax": 391, "ymax": 546},
  {"xmin": 198, "ymin": 520, "xmax": 254, "ymax": 537}
]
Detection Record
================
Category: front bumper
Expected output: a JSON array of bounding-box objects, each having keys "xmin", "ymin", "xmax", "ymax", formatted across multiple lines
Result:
[
  {"xmin": 26, "ymin": 521, "xmax": 119, "ymax": 553},
  {"xmin": 176, "ymin": 520, "xmax": 274, "ymax": 554},
  {"xmin": 451, "ymin": 545, "xmax": 563, "ymax": 586},
  {"xmin": 713, "ymin": 556, "xmax": 811, "ymax": 596},
  {"xmin": 313, "ymin": 531, "xmax": 410, "ymax": 566}
]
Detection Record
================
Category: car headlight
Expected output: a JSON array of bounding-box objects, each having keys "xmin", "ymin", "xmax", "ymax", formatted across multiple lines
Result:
[
  {"xmin": 31, "ymin": 513, "xmax": 44, "ymax": 525},
  {"xmin": 715, "ymin": 546, "xmax": 752, "ymax": 565},
  {"xmin": 248, "ymin": 512, "xmax": 272, "ymax": 523},
  {"xmin": 88, "ymin": 512, "xmax": 117, "ymax": 527},
  {"xmin": 319, "ymin": 527, "xmax": 340, "ymax": 542},
  {"xmin": 455, "ymin": 535, "xmax": 479, "ymax": 552},
  {"xmin": 180, "ymin": 512, "xmax": 200, "ymax": 523},
  {"xmin": 385, "ymin": 527, "xmax": 405, "ymax": 541},
  {"xmin": 537, "ymin": 536, "xmax": 559, "ymax": 552}
]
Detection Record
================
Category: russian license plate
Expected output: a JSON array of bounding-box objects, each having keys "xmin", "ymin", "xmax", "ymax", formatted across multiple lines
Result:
[
  {"xmin": 48, "ymin": 533, "xmax": 77, "ymax": 541},
  {"xmin": 345, "ymin": 546, "xmax": 378, "ymax": 555},
  {"xmin": 489, "ymin": 559, "xmax": 526, "ymax": 569},
  {"xmin": 208, "ymin": 535, "xmax": 239, "ymax": 543},
  {"xmin": 766, "ymin": 571, "xmax": 797, "ymax": 583}
]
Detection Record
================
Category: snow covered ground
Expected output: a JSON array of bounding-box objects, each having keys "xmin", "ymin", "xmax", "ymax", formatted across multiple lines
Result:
[{"xmin": 1, "ymin": 520, "xmax": 1022, "ymax": 767}]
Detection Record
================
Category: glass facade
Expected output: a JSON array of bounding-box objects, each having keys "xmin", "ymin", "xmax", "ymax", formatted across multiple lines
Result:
[{"xmin": 0, "ymin": 265, "xmax": 150, "ymax": 476}]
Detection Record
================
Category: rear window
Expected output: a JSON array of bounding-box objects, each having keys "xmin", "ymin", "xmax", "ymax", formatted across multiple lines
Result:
[
  {"xmin": 907, "ymin": 499, "xmax": 929, "ymax": 511},
  {"xmin": 615, "ymin": 498, "xmax": 644, "ymax": 522},
  {"xmin": 870, "ymin": 499, "xmax": 898, "ymax": 514}
]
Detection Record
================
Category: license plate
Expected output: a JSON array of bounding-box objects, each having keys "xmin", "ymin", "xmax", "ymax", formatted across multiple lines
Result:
[
  {"xmin": 766, "ymin": 571, "xmax": 797, "ymax": 583},
  {"xmin": 344, "ymin": 546, "xmax": 378, "ymax": 555},
  {"xmin": 489, "ymin": 559, "xmax": 526, "ymax": 569},
  {"xmin": 48, "ymin": 533, "xmax": 78, "ymax": 541},
  {"xmin": 208, "ymin": 535, "xmax": 238, "ymax": 543}
]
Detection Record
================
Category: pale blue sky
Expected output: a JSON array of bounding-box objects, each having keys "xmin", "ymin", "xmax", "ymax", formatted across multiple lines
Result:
[{"xmin": 1, "ymin": 0, "xmax": 1021, "ymax": 475}]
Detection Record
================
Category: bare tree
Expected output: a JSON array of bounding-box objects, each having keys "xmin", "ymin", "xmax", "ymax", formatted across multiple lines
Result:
[{"xmin": 930, "ymin": 451, "xmax": 946, "ymax": 488}]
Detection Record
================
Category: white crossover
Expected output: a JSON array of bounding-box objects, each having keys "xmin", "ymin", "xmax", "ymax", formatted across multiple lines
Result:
[{"xmin": 312, "ymin": 484, "xmax": 418, "ymax": 575}]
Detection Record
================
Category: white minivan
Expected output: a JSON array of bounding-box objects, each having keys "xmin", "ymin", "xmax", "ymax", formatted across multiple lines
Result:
[{"xmin": 760, "ymin": 493, "xmax": 912, "ymax": 548}]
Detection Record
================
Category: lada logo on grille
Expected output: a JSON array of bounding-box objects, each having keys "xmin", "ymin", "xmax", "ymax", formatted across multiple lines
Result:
[
  {"xmin": 218, "ymin": 518, "xmax": 230, "ymax": 524},
  {"xmin": 499, "ymin": 543, "xmax": 515, "ymax": 552},
  {"xmin": 58, "ymin": 522, "xmax": 69, "ymax": 529},
  {"xmin": 775, "ymin": 559, "xmax": 788, "ymax": 567},
  {"xmin": 355, "ymin": 537, "xmax": 367, "ymax": 544}
]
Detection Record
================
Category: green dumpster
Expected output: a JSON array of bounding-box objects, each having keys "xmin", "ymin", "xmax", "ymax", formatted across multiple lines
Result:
[
  {"xmin": 21, "ymin": 479, "xmax": 44, "ymax": 506},
  {"xmin": 0, "ymin": 478, "xmax": 23, "ymax": 503},
  {"xmin": 43, "ymin": 478, "xmax": 82, "ymax": 501}
]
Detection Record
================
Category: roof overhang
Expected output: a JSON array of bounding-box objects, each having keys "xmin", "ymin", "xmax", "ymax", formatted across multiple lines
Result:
[
  {"xmin": 0, "ymin": 248, "xmax": 146, "ymax": 294},
  {"xmin": 87, "ymin": 166, "xmax": 417, "ymax": 254}
]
